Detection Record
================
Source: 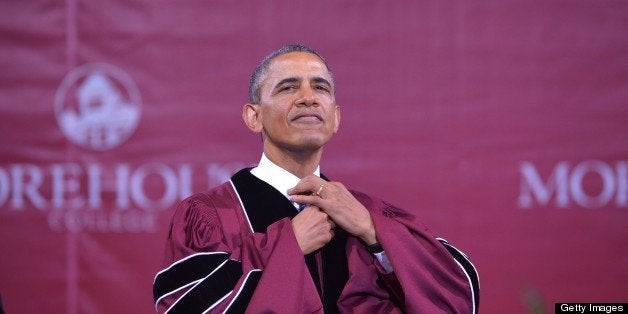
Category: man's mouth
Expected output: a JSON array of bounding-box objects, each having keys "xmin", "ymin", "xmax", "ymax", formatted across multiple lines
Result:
[{"xmin": 292, "ymin": 113, "xmax": 323, "ymax": 122}]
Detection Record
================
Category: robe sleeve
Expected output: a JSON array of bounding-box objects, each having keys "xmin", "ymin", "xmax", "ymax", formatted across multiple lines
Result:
[
  {"xmin": 152, "ymin": 190, "xmax": 323, "ymax": 313},
  {"xmin": 339, "ymin": 191, "xmax": 479, "ymax": 314}
]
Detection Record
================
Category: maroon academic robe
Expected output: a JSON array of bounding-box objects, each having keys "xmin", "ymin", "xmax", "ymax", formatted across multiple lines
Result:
[{"xmin": 153, "ymin": 169, "xmax": 479, "ymax": 313}]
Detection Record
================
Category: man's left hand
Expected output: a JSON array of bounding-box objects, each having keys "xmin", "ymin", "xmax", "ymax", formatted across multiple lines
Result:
[{"xmin": 288, "ymin": 175, "xmax": 377, "ymax": 245}]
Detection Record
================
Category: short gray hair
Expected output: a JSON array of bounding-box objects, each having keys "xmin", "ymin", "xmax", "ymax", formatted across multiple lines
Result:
[{"xmin": 248, "ymin": 44, "xmax": 333, "ymax": 104}]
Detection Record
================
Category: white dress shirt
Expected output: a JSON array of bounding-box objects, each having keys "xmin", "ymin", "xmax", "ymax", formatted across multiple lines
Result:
[
  {"xmin": 250, "ymin": 154, "xmax": 393, "ymax": 273},
  {"xmin": 250, "ymin": 153, "xmax": 319, "ymax": 209}
]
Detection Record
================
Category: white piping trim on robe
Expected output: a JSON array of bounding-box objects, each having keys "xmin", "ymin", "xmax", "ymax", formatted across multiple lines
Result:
[
  {"xmin": 221, "ymin": 269, "xmax": 262, "ymax": 314},
  {"xmin": 229, "ymin": 180, "xmax": 254, "ymax": 233}
]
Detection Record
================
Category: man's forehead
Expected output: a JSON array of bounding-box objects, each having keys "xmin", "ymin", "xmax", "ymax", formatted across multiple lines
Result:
[{"xmin": 265, "ymin": 52, "xmax": 332, "ymax": 81}]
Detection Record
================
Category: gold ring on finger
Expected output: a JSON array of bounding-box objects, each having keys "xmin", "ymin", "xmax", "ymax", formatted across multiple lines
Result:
[{"xmin": 315, "ymin": 184, "xmax": 325, "ymax": 197}]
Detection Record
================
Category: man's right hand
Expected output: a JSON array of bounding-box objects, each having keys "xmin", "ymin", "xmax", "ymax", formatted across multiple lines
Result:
[{"xmin": 291, "ymin": 206, "xmax": 335, "ymax": 255}]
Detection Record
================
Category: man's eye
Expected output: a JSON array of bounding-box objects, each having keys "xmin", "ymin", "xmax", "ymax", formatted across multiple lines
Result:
[
  {"xmin": 315, "ymin": 86, "xmax": 330, "ymax": 92},
  {"xmin": 279, "ymin": 85, "xmax": 296, "ymax": 92}
]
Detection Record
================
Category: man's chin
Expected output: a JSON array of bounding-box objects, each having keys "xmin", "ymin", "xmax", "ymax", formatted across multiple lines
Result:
[{"xmin": 284, "ymin": 138, "xmax": 328, "ymax": 154}]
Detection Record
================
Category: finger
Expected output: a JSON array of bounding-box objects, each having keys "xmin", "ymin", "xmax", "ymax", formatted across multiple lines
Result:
[
  {"xmin": 287, "ymin": 181, "xmax": 317, "ymax": 195},
  {"xmin": 314, "ymin": 183, "xmax": 326, "ymax": 197},
  {"xmin": 289, "ymin": 194, "xmax": 324, "ymax": 207},
  {"xmin": 287, "ymin": 176, "xmax": 325, "ymax": 195},
  {"xmin": 297, "ymin": 206, "xmax": 316, "ymax": 214},
  {"xmin": 328, "ymin": 218, "xmax": 336, "ymax": 229}
]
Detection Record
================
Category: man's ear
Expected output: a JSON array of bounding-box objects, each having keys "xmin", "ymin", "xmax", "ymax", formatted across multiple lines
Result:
[
  {"xmin": 333, "ymin": 105, "xmax": 341, "ymax": 133},
  {"xmin": 242, "ymin": 103, "xmax": 263, "ymax": 133}
]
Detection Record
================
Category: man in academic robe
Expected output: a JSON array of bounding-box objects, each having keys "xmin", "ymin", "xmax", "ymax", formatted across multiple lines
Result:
[{"xmin": 153, "ymin": 44, "xmax": 479, "ymax": 313}]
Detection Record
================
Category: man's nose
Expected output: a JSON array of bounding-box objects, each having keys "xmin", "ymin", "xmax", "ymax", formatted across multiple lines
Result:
[{"xmin": 295, "ymin": 86, "xmax": 318, "ymax": 107}]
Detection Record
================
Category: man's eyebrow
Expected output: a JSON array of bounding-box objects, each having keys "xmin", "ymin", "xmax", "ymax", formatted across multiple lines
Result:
[
  {"xmin": 312, "ymin": 77, "xmax": 332, "ymax": 87},
  {"xmin": 273, "ymin": 77, "xmax": 299, "ymax": 90}
]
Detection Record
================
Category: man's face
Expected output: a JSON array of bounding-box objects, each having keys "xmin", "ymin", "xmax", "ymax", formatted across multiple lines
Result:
[{"xmin": 250, "ymin": 52, "xmax": 340, "ymax": 154}]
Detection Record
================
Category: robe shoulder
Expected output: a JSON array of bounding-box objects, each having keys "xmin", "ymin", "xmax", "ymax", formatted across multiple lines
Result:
[{"xmin": 164, "ymin": 182, "xmax": 245, "ymax": 261}]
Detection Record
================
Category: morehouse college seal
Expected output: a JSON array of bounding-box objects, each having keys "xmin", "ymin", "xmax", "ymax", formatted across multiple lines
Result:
[{"xmin": 54, "ymin": 63, "xmax": 142, "ymax": 151}]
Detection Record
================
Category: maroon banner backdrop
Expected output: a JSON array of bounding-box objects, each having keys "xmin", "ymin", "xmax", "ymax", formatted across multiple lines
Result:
[{"xmin": 1, "ymin": 1, "xmax": 627, "ymax": 313}]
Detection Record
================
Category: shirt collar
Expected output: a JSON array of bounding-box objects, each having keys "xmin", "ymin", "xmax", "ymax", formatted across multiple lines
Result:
[{"xmin": 250, "ymin": 153, "xmax": 320, "ymax": 199}]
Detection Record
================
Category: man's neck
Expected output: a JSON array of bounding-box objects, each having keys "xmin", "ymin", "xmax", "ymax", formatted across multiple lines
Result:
[{"xmin": 263, "ymin": 145, "xmax": 322, "ymax": 179}]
